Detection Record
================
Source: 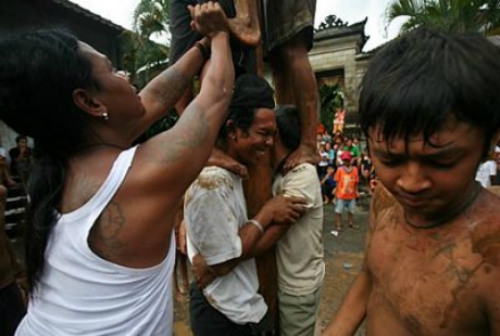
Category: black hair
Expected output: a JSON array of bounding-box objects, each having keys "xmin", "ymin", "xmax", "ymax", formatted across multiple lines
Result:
[
  {"xmin": 15, "ymin": 135, "xmax": 27, "ymax": 143},
  {"xmin": 218, "ymin": 74, "xmax": 275, "ymax": 142},
  {"xmin": 360, "ymin": 27, "xmax": 500, "ymax": 154},
  {"xmin": 217, "ymin": 106, "xmax": 259, "ymax": 142},
  {"xmin": 275, "ymin": 105, "xmax": 301, "ymax": 151},
  {"xmin": 0, "ymin": 28, "xmax": 100, "ymax": 292}
]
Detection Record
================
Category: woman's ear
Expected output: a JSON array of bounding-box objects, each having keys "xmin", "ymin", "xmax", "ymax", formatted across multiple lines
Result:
[{"xmin": 72, "ymin": 88, "xmax": 106, "ymax": 118}]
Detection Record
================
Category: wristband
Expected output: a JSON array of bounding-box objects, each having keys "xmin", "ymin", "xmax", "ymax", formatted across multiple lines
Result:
[
  {"xmin": 248, "ymin": 219, "xmax": 264, "ymax": 234},
  {"xmin": 195, "ymin": 41, "xmax": 210, "ymax": 60}
]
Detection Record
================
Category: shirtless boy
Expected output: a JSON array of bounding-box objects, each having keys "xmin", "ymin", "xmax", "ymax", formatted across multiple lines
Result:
[{"xmin": 324, "ymin": 28, "xmax": 500, "ymax": 336}]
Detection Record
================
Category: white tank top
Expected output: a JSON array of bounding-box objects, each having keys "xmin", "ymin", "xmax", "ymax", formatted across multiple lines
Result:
[{"xmin": 15, "ymin": 146, "xmax": 175, "ymax": 336}]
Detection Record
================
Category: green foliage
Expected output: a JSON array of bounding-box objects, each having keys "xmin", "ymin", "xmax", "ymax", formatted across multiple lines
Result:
[
  {"xmin": 120, "ymin": 32, "xmax": 169, "ymax": 88},
  {"xmin": 121, "ymin": 0, "xmax": 170, "ymax": 88},
  {"xmin": 133, "ymin": 0, "xmax": 170, "ymax": 38},
  {"xmin": 319, "ymin": 84, "xmax": 344, "ymax": 134},
  {"xmin": 386, "ymin": 0, "xmax": 500, "ymax": 34},
  {"xmin": 123, "ymin": 0, "xmax": 178, "ymax": 142}
]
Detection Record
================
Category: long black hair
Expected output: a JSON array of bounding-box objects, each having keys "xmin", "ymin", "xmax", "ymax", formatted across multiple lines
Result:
[
  {"xmin": 359, "ymin": 27, "xmax": 500, "ymax": 154},
  {"xmin": 0, "ymin": 28, "xmax": 100, "ymax": 292}
]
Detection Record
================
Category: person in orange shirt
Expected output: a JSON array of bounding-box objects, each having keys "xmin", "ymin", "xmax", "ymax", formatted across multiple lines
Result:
[{"xmin": 333, "ymin": 151, "xmax": 359, "ymax": 234}]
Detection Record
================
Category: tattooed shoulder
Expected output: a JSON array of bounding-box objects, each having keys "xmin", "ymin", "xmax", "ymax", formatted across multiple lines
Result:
[{"xmin": 88, "ymin": 200, "xmax": 128, "ymax": 262}]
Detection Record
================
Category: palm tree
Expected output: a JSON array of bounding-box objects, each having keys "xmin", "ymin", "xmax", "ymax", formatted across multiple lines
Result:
[
  {"xmin": 386, "ymin": 0, "xmax": 500, "ymax": 34},
  {"xmin": 121, "ymin": 0, "xmax": 170, "ymax": 87},
  {"xmin": 133, "ymin": 0, "xmax": 170, "ymax": 40},
  {"xmin": 122, "ymin": 0, "xmax": 177, "ymax": 141}
]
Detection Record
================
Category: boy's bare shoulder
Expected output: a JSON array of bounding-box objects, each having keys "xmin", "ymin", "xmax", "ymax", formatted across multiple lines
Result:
[
  {"xmin": 470, "ymin": 190, "xmax": 500, "ymax": 264},
  {"xmin": 474, "ymin": 188, "xmax": 500, "ymax": 228},
  {"xmin": 487, "ymin": 186, "xmax": 500, "ymax": 197},
  {"xmin": 470, "ymin": 189, "xmax": 500, "ymax": 323}
]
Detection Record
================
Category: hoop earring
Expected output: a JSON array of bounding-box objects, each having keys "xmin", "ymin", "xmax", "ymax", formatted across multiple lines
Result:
[{"xmin": 101, "ymin": 111, "xmax": 109, "ymax": 121}]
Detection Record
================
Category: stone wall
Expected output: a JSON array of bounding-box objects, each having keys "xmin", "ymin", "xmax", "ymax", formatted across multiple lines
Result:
[{"xmin": 309, "ymin": 35, "xmax": 368, "ymax": 115}]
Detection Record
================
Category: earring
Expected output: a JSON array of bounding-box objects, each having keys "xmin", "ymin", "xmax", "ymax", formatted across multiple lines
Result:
[{"xmin": 101, "ymin": 111, "xmax": 109, "ymax": 121}]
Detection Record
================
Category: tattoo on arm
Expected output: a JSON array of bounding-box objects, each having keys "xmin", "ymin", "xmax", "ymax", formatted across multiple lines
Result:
[
  {"xmin": 150, "ymin": 102, "xmax": 210, "ymax": 164},
  {"xmin": 144, "ymin": 68, "xmax": 191, "ymax": 108}
]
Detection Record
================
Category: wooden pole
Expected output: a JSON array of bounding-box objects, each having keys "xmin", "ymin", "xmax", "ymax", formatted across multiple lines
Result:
[{"xmin": 242, "ymin": 0, "xmax": 279, "ymax": 331}]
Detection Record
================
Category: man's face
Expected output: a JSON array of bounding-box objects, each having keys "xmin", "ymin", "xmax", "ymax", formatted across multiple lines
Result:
[
  {"xmin": 18, "ymin": 139, "xmax": 27, "ymax": 149},
  {"xmin": 231, "ymin": 108, "xmax": 276, "ymax": 166},
  {"xmin": 368, "ymin": 116, "xmax": 487, "ymax": 227},
  {"xmin": 342, "ymin": 158, "xmax": 351, "ymax": 167}
]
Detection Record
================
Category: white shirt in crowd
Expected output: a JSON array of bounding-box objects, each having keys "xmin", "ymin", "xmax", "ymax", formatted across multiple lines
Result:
[{"xmin": 475, "ymin": 160, "xmax": 497, "ymax": 188}]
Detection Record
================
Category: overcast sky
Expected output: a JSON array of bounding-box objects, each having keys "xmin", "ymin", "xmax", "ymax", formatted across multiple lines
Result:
[{"xmin": 69, "ymin": 0, "xmax": 404, "ymax": 51}]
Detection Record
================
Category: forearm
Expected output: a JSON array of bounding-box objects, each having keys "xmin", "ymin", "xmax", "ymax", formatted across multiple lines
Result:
[
  {"xmin": 211, "ymin": 213, "xmax": 272, "ymax": 276},
  {"xmin": 175, "ymin": 32, "xmax": 233, "ymax": 132},
  {"xmin": 210, "ymin": 223, "xmax": 266, "ymax": 276},
  {"xmin": 137, "ymin": 33, "xmax": 233, "ymax": 199},
  {"xmin": 136, "ymin": 39, "xmax": 209, "ymax": 134},
  {"xmin": 324, "ymin": 269, "xmax": 372, "ymax": 336},
  {"xmin": 168, "ymin": 33, "xmax": 233, "ymax": 171},
  {"xmin": 248, "ymin": 224, "xmax": 288, "ymax": 257},
  {"xmin": 199, "ymin": 33, "xmax": 234, "ymax": 109}
]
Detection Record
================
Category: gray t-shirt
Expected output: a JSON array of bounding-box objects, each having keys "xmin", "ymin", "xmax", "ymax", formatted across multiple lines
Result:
[{"xmin": 273, "ymin": 163, "xmax": 325, "ymax": 295}]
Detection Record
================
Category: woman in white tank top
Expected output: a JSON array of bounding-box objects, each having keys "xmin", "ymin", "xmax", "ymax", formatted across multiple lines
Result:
[{"xmin": 0, "ymin": 3, "xmax": 235, "ymax": 335}]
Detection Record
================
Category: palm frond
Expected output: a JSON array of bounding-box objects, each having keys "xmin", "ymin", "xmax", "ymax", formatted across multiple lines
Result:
[{"xmin": 387, "ymin": 0, "xmax": 500, "ymax": 34}]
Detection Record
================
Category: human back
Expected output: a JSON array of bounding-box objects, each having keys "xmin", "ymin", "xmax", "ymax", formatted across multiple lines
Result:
[{"xmin": 18, "ymin": 148, "xmax": 176, "ymax": 336}]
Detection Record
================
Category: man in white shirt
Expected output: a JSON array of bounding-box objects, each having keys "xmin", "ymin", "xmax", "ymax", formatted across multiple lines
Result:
[
  {"xmin": 475, "ymin": 159, "xmax": 497, "ymax": 188},
  {"xmin": 192, "ymin": 104, "xmax": 324, "ymax": 336},
  {"xmin": 184, "ymin": 75, "xmax": 306, "ymax": 335}
]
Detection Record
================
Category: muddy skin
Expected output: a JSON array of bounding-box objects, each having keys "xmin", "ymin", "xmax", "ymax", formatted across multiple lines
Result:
[{"xmin": 365, "ymin": 187, "xmax": 499, "ymax": 336}]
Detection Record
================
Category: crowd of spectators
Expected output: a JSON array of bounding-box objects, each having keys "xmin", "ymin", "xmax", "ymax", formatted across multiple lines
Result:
[
  {"xmin": 314, "ymin": 129, "xmax": 374, "ymax": 235},
  {"xmin": 475, "ymin": 142, "xmax": 500, "ymax": 188},
  {"xmin": 316, "ymin": 128, "xmax": 500, "ymax": 220},
  {"xmin": 315, "ymin": 130, "xmax": 374, "ymax": 202},
  {"xmin": 0, "ymin": 135, "xmax": 33, "ymax": 190}
]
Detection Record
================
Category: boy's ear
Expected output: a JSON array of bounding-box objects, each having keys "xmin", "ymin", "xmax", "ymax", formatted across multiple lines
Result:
[{"xmin": 72, "ymin": 88, "xmax": 106, "ymax": 118}]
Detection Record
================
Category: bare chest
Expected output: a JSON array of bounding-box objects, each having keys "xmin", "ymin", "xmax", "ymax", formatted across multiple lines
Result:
[{"xmin": 367, "ymin": 208, "xmax": 489, "ymax": 335}]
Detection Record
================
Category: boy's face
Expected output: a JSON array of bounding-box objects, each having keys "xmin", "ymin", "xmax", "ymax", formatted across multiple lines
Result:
[{"xmin": 368, "ymin": 116, "xmax": 488, "ymax": 227}]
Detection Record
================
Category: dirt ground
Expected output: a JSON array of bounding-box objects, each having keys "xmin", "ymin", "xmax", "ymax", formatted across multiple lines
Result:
[{"xmin": 172, "ymin": 198, "xmax": 370, "ymax": 336}]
